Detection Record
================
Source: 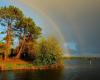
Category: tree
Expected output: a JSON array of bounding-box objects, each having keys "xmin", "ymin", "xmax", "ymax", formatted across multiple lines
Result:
[
  {"xmin": 0, "ymin": 5, "xmax": 24, "ymax": 59},
  {"xmin": 15, "ymin": 17, "xmax": 41, "ymax": 58},
  {"xmin": 15, "ymin": 17, "xmax": 41, "ymax": 40},
  {"xmin": 0, "ymin": 6, "xmax": 41, "ymax": 59},
  {"xmin": 34, "ymin": 37, "xmax": 63, "ymax": 65}
]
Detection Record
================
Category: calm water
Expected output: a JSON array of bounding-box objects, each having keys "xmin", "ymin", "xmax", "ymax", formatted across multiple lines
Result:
[{"xmin": 0, "ymin": 59, "xmax": 100, "ymax": 80}]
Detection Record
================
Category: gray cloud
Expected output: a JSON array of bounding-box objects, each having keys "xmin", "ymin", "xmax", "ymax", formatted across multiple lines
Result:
[
  {"xmin": 32, "ymin": 0, "xmax": 100, "ymax": 55},
  {"xmin": 1, "ymin": 0, "xmax": 100, "ymax": 56}
]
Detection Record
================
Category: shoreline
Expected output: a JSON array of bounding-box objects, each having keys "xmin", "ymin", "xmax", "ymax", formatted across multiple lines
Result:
[
  {"xmin": 0, "ymin": 64, "xmax": 64, "ymax": 71},
  {"xmin": 0, "ymin": 59, "xmax": 64, "ymax": 71}
]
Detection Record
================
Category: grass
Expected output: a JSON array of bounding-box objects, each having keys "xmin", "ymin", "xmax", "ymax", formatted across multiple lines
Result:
[
  {"xmin": 0, "ymin": 58, "xmax": 63, "ymax": 70},
  {"xmin": 0, "ymin": 59, "xmax": 34, "ymax": 70}
]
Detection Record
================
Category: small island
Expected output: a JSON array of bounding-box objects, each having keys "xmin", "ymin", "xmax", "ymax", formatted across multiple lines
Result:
[{"xmin": 0, "ymin": 6, "xmax": 63, "ymax": 70}]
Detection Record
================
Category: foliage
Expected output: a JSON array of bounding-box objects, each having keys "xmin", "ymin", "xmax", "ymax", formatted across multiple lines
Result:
[
  {"xmin": 0, "ymin": 5, "xmax": 41, "ymax": 58},
  {"xmin": 20, "ymin": 37, "xmax": 63, "ymax": 66},
  {"xmin": 20, "ymin": 41, "xmax": 40, "ymax": 61},
  {"xmin": 33, "ymin": 37, "xmax": 63, "ymax": 65},
  {"xmin": 0, "ymin": 5, "xmax": 24, "ymax": 58},
  {"xmin": 15, "ymin": 17, "xmax": 41, "ymax": 58},
  {"xmin": 0, "ymin": 5, "xmax": 63, "ymax": 67},
  {"xmin": 0, "ymin": 5, "xmax": 23, "ymax": 26},
  {"xmin": 15, "ymin": 17, "xmax": 41, "ymax": 40}
]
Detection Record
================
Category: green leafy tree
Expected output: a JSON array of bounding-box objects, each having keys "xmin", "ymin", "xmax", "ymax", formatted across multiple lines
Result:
[
  {"xmin": 0, "ymin": 5, "xmax": 23, "ymax": 59},
  {"xmin": 15, "ymin": 17, "xmax": 41, "ymax": 58},
  {"xmin": 16, "ymin": 17, "xmax": 41, "ymax": 40},
  {"xmin": 34, "ymin": 37, "xmax": 63, "ymax": 65},
  {"xmin": 0, "ymin": 6, "xmax": 41, "ymax": 59}
]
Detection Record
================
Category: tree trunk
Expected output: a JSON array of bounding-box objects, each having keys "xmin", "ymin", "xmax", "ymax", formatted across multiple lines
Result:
[
  {"xmin": 16, "ymin": 36, "xmax": 26, "ymax": 58},
  {"xmin": 4, "ymin": 25, "xmax": 12, "ymax": 59}
]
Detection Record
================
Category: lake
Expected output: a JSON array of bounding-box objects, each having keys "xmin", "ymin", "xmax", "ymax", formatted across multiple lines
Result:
[{"xmin": 0, "ymin": 59, "xmax": 100, "ymax": 80}]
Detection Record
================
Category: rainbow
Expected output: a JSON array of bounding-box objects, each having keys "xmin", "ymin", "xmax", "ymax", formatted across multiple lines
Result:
[{"xmin": 10, "ymin": 0, "xmax": 70, "ymax": 56}]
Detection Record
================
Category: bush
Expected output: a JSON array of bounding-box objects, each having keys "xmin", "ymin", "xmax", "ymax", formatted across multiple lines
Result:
[
  {"xmin": 33, "ymin": 37, "xmax": 63, "ymax": 66},
  {"xmin": 20, "ymin": 41, "xmax": 40, "ymax": 61}
]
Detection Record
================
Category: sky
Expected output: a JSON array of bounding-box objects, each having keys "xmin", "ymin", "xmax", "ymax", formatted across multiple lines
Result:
[{"xmin": 0, "ymin": 0, "xmax": 100, "ymax": 57}]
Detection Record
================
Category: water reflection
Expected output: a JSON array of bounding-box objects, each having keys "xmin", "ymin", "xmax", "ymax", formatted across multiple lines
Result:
[
  {"xmin": 0, "ymin": 71, "xmax": 14, "ymax": 80},
  {"xmin": 0, "ymin": 69, "xmax": 63, "ymax": 80},
  {"xmin": 13, "ymin": 69, "xmax": 63, "ymax": 80}
]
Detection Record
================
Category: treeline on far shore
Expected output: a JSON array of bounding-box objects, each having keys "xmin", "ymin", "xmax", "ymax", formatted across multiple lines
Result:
[{"xmin": 63, "ymin": 56, "xmax": 100, "ymax": 60}]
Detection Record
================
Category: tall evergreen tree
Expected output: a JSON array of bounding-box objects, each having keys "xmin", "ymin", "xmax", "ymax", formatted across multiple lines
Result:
[
  {"xmin": 15, "ymin": 17, "xmax": 41, "ymax": 58},
  {"xmin": 0, "ymin": 5, "xmax": 23, "ymax": 59}
]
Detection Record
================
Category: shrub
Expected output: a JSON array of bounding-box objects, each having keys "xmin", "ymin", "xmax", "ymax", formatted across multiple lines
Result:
[
  {"xmin": 20, "ymin": 41, "xmax": 40, "ymax": 61},
  {"xmin": 33, "ymin": 37, "xmax": 63, "ymax": 66}
]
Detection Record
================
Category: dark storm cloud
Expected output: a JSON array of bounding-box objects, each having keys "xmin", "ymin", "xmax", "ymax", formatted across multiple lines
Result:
[
  {"xmin": 43, "ymin": 0, "xmax": 100, "ymax": 54},
  {"xmin": 15, "ymin": 0, "xmax": 100, "ymax": 55}
]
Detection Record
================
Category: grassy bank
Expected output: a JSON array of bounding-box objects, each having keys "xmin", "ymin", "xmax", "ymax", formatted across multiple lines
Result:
[{"xmin": 0, "ymin": 59, "xmax": 63, "ymax": 71}]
